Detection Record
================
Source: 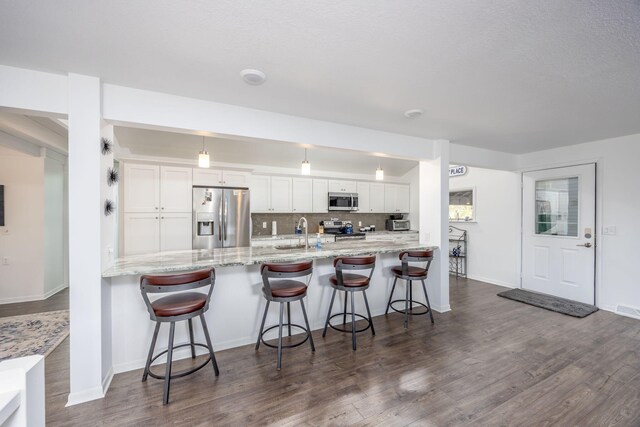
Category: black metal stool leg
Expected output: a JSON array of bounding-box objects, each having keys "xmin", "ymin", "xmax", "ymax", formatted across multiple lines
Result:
[
  {"xmin": 409, "ymin": 281, "xmax": 413, "ymax": 313},
  {"xmin": 343, "ymin": 291, "xmax": 348, "ymax": 325},
  {"xmin": 363, "ymin": 290, "xmax": 375, "ymax": 336},
  {"xmin": 323, "ymin": 288, "xmax": 337, "ymax": 337},
  {"xmin": 142, "ymin": 322, "xmax": 160, "ymax": 382},
  {"xmin": 188, "ymin": 318, "xmax": 196, "ymax": 359},
  {"xmin": 385, "ymin": 277, "xmax": 398, "ymax": 314},
  {"xmin": 277, "ymin": 302, "xmax": 284, "ymax": 370},
  {"xmin": 300, "ymin": 299, "xmax": 315, "ymax": 351},
  {"xmin": 255, "ymin": 300, "xmax": 270, "ymax": 350},
  {"xmin": 287, "ymin": 301, "xmax": 292, "ymax": 337},
  {"xmin": 200, "ymin": 314, "xmax": 220, "ymax": 376},
  {"xmin": 163, "ymin": 322, "xmax": 176, "ymax": 405},
  {"xmin": 404, "ymin": 280, "xmax": 410, "ymax": 328},
  {"xmin": 421, "ymin": 279, "xmax": 434, "ymax": 324},
  {"xmin": 350, "ymin": 290, "xmax": 357, "ymax": 350}
]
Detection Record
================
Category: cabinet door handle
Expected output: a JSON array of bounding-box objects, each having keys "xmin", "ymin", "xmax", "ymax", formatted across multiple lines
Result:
[
  {"xmin": 155, "ymin": 216, "xmax": 158, "ymax": 219},
  {"xmin": 161, "ymin": 207, "xmax": 165, "ymax": 210},
  {"xmin": 155, "ymin": 207, "xmax": 158, "ymax": 210}
]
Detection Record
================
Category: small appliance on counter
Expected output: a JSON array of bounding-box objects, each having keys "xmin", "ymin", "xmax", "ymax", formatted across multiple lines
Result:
[
  {"xmin": 385, "ymin": 215, "xmax": 410, "ymax": 231},
  {"xmin": 320, "ymin": 220, "xmax": 366, "ymax": 241}
]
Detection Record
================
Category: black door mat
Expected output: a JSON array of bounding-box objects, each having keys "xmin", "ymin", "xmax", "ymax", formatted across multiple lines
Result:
[{"xmin": 497, "ymin": 288, "xmax": 598, "ymax": 318}]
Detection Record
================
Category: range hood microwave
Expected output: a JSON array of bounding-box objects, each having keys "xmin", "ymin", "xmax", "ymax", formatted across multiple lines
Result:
[{"xmin": 328, "ymin": 192, "xmax": 359, "ymax": 211}]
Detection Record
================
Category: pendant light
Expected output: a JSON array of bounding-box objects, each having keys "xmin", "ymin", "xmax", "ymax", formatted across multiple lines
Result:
[
  {"xmin": 301, "ymin": 148, "xmax": 311, "ymax": 175},
  {"xmin": 375, "ymin": 161, "xmax": 384, "ymax": 181},
  {"xmin": 198, "ymin": 136, "xmax": 210, "ymax": 168}
]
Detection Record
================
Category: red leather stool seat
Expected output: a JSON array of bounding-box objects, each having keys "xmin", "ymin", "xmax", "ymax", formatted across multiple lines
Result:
[
  {"xmin": 329, "ymin": 273, "xmax": 370, "ymax": 287},
  {"xmin": 267, "ymin": 280, "xmax": 308, "ymax": 298},
  {"xmin": 391, "ymin": 266, "xmax": 428, "ymax": 277},
  {"xmin": 151, "ymin": 292, "xmax": 207, "ymax": 317}
]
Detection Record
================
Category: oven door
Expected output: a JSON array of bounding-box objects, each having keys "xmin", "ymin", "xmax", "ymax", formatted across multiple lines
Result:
[{"xmin": 328, "ymin": 193, "xmax": 356, "ymax": 211}]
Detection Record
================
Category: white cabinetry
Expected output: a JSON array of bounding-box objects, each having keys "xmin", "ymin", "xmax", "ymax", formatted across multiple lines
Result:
[
  {"xmin": 357, "ymin": 182, "xmax": 370, "ymax": 213},
  {"xmin": 312, "ymin": 179, "xmax": 329, "ymax": 213},
  {"xmin": 384, "ymin": 184, "xmax": 410, "ymax": 213},
  {"xmin": 329, "ymin": 180, "xmax": 357, "ymax": 193},
  {"xmin": 123, "ymin": 163, "xmax": 193, "ymax": 254},
  {"xmin": 370, "ymin": 183, "xmax": 386, "ymax": 213},
  {"xmin": 292, "ymin": 178, "xmax": 313, "ymax": 213},
  {"xmin": 249, "ymin": 175, "xmax": 293, "ymax": 213},
  {"xmin": 193, "ymin": 169, "xmax": 249, "ymax": 187}
]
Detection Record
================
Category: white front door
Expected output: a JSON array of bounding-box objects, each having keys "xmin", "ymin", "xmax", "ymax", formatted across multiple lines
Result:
[{"xmin": 521, "ymin": 164, "xmax": 596, "ymax": 304}]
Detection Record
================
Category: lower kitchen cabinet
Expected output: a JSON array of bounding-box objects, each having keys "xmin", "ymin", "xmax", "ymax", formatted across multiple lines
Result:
[{"xmin": 124, "ymin": 212, "xmax": 192, "ymax": 255}]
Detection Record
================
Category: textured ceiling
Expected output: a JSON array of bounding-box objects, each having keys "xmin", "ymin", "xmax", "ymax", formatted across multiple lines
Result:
[{"xmin": 1, "ymin": 1, "xmax": 640, "ymax": 154}]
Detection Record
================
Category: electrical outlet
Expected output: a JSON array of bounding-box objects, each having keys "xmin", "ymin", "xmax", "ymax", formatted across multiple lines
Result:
[
  {"xmin": 358, "ymin": 221, "xmax": 362, "ymax": 227},
  {"xmin": 0, "ymin": 227, "xmax": 9, "ymax": 236},
  {"xmin": 603, "ymin": 226, "xmax": 616, "ymax": 235},
  {"xmin": 262, "ymin": 222, "xmax": 267, "ymax": 229},
  {"xmin": 2, "ymin": 257, "xmax": 8, "ymax": 265}
]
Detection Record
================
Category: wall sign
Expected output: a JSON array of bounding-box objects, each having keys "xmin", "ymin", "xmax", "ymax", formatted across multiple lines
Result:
[{"xmin": 449, "ymin": 165, "xmax": 467, "ymax": 177}]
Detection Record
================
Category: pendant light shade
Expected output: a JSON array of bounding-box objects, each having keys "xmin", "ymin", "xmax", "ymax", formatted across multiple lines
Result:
[
  {"xmin": 301, "ymin": 148, "xmax": 311, "ymax": 175},
  {"xmin": 375, "ymin": 161, "xmax": 384, "ymax": 181},
  {"xmin": 198, "ymin": 136, "xmax": 210, "ymax": 168}
]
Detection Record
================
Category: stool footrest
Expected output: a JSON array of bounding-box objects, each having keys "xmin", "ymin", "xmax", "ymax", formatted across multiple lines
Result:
[
  {"xmin": 260, "ymin": 323, "xmax": 310, "ymax": 349},
  {"xmin": 327, "ymin": 312, "xmax": 372, "ymax": 334},
  {"xmin": 147, "ymin": 343, "xmax": 212, "ymax": 380},
  {"xmin": 388, "ymin": 299, "xmax": 430, "ymax": 316}
]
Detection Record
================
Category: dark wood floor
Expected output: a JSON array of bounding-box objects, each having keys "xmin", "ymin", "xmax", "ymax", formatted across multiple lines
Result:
[
  {"xmin": 0, "ymin": 287, "xmax": 69, "ymax": 318},
  {"xmin": 38, "ymin": 279, "xmax": 640, "ymax": 426}
]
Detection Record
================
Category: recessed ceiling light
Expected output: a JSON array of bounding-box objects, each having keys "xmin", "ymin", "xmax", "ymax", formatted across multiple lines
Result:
[
  {"xmin": 241, "ymin": 69, "xmax": 267, "ymax": 85},
  {"xmin": 404, "ymin": 109, "xmax": 424, "ymax": 119}
]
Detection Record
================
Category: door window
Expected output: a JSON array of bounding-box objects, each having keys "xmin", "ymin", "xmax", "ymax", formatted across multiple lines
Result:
[{"xmin": 535, "ymin": 177, "xmax": 578, "ymax": 236}]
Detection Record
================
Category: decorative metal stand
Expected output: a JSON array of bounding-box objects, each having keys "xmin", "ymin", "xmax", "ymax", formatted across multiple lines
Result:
[{"xmin": 449, "ymin": 225, "xmax": 467, "ymax": 278}]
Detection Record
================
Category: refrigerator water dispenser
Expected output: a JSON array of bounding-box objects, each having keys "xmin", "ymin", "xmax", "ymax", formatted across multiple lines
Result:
[{"xmin": 197, "ymin": 212, "xmax": 215, "ymax": 236}]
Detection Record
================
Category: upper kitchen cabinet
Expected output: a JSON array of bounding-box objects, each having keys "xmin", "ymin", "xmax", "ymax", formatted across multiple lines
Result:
[
  {"xmin": 193, "ymin": 168, "xmax": 249, "ymax": 188},
  {"xmin": 249, "ymin": 175, "xmax": 293, "ymax": 213},
  {"xmin": 357, "ymin": 182, "xmax": 385, "ymax": 213},
  {"xmin": 384, "ymin": 183, "xmax": 410, "ymax": 213},
  {"xmin": 160, "ymin": 166, "xmax": 193, "ymax": 213},
  {"xmin": 357, "ymin": 182, "xmax": 370, "ymax": 213},
  {"xmin": 328, "ymin": 180, "xmax": 357, "ymax": 193},
  {"xmin": 312, "ymin": 179, "xmax": 329, "ymax": 213},
  {"xmin": 124, "ymin": 163, "xmax": 192, "ymax": 213},
  {"xmin": 292, "ymin": 178, "xmax": 313, "ymax": 213},
  {"xmin": 123, "ymin": 163, "xmax": 160, "ymax": 213}
]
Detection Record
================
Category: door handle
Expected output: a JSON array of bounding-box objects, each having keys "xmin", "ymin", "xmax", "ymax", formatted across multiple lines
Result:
[
  {"xmin": 218, "ymin": 195, "xmax": 223, "ymax": 241},
  {"xmin": 224, "ymin": 196, "xmax": 228, "ymax": 241},
  {"xmin": 576, "ymin": 242, "xmax": 592, "ymax": 248}
]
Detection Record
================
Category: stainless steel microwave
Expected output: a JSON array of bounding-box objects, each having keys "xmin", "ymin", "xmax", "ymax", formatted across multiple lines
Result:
[{"xmin": 328, "ymin": 192, "xmax": 359, "ymax": 211}]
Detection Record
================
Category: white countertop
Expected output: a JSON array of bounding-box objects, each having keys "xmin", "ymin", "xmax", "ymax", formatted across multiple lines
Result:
[
  {"xmin": 102, "ymin": 236, "xmax": 433, "ymax": 278},
  {"xmin": 251, "ymin": 230, "xmax": 419, "ymax": 240}
]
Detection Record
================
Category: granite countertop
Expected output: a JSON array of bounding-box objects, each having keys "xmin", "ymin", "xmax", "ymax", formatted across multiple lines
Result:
[
  {"xmin": 102, "ymin": 238, "xmax": 435, "ymax": 278},
  {"xmin": 251, "ymin": 230, "xmax": 419, "ymax": 240}
]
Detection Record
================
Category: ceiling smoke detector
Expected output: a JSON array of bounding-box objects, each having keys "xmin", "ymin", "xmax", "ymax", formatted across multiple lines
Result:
[
  {"xmin": 241, "ymin": 69, "xmax": 267, "ymax": 85},
  {"xmin": 404, "ymin": 109, "xmax": 424, "ymax": 119}
]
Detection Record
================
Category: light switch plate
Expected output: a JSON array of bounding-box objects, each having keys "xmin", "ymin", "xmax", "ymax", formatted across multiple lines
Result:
[
  {"xmin": 0, "ymin": 227, "xmax": 9, "ymax": 236},
  {"xmin": 603, "ymin": 226, "xmax": 616, "ymax": 235},
  {"xmin": 262, "ymin": 222, "xmax": 267, "ymax": 229}
]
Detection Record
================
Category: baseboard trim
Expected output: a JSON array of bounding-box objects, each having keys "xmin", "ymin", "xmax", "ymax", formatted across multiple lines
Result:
[
  {"xmin": 101, "ymin": 367, "xmax": 114, "ymax": 396},
  {"xmin": 432, "ymin": 304, "xmax": 451, "ymax": 313},
  {"xmin": 66, "ymin": 386, "xmax": 104, "ymax": 407},
  {"xmin": 0, "ymin": 284, "xmax": 68, "ymax": 305},
  {"xmin": 465, "ymin": 275, "xmax": 517, "ymax": 289}
]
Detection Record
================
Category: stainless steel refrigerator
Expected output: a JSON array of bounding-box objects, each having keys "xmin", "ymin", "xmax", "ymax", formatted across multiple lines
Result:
[{"xmin": 193, "ymin": 186, "xmax": 251, "ymax": 250}]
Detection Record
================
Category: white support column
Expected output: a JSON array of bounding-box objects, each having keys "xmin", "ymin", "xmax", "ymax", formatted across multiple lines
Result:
[
  {"xmin": 67, "ymin": 74, "xmax": 105, "ymax": 406},
  {"xmin": 419, "ymin": 140, "xmax": 451, "ymax": 312}
]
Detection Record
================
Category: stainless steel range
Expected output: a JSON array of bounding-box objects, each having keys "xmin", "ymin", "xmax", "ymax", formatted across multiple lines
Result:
[{"xmin": 321, "ymin": 220, "xmax": 366, "ymax": 241}]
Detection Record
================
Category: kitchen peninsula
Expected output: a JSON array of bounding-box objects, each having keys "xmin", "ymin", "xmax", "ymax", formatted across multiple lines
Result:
[{"xmin": 104, "ymin": 236, "xmax": 436, "ymax": 374}]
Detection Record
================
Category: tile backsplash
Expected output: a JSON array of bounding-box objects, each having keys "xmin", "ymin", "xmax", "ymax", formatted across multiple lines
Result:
[{"xmin": 251, "ymin": 213, "xmax": 397, "ymax": 236}]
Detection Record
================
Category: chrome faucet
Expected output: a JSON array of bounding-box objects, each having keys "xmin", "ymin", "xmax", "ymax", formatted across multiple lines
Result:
[{"xmin": 297, "ymin": 217, "xmax": 309, "ymax": 249}]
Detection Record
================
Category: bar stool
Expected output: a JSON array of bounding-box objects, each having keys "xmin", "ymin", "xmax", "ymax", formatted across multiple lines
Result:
[
  {"xmin": 385, "ymin": 250, "xmax": 435, "ymax": 328},
  {"xmin": 256, "ymin": 261, "xmax": 315, "ymax": 370},
  {"xmin": 140, "ymin": 268, "xmax": 219, "ymax": 405},
  {"xmin": 322, "ymin": 256, "xmax": 376, "ymax": 350}
]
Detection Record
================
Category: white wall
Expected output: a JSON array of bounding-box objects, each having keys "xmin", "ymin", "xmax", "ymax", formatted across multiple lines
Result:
[
  {"xmin": 519, "ymin": 134, "xmax": 640, "ymax": 316},
  {"xmin": 449, "ymin": 167, "xmax": 521, "ymax": 288},
  {"xmin": 44, "ymin": 157, "xmax": 66, "ymax": 295},
  {"xmin": 0, "ymin": 149, "xmax": 45, "ymax": 303},
  {"xmin": 402, "ymin": 165, "xmax": 420, "ymax": 229}
]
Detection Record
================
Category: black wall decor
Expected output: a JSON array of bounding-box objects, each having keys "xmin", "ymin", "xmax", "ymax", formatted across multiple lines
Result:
[
  {"xmin": 107, "ymin": 167, "xmax": 119, "ymax": 186},
  {"xmin": 101, "ymin": 137, "xmax": 113, "ymax": 155},
  {"xmin": 104, "ymin": 199, "xmax": 115, "ymax": 216}
]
